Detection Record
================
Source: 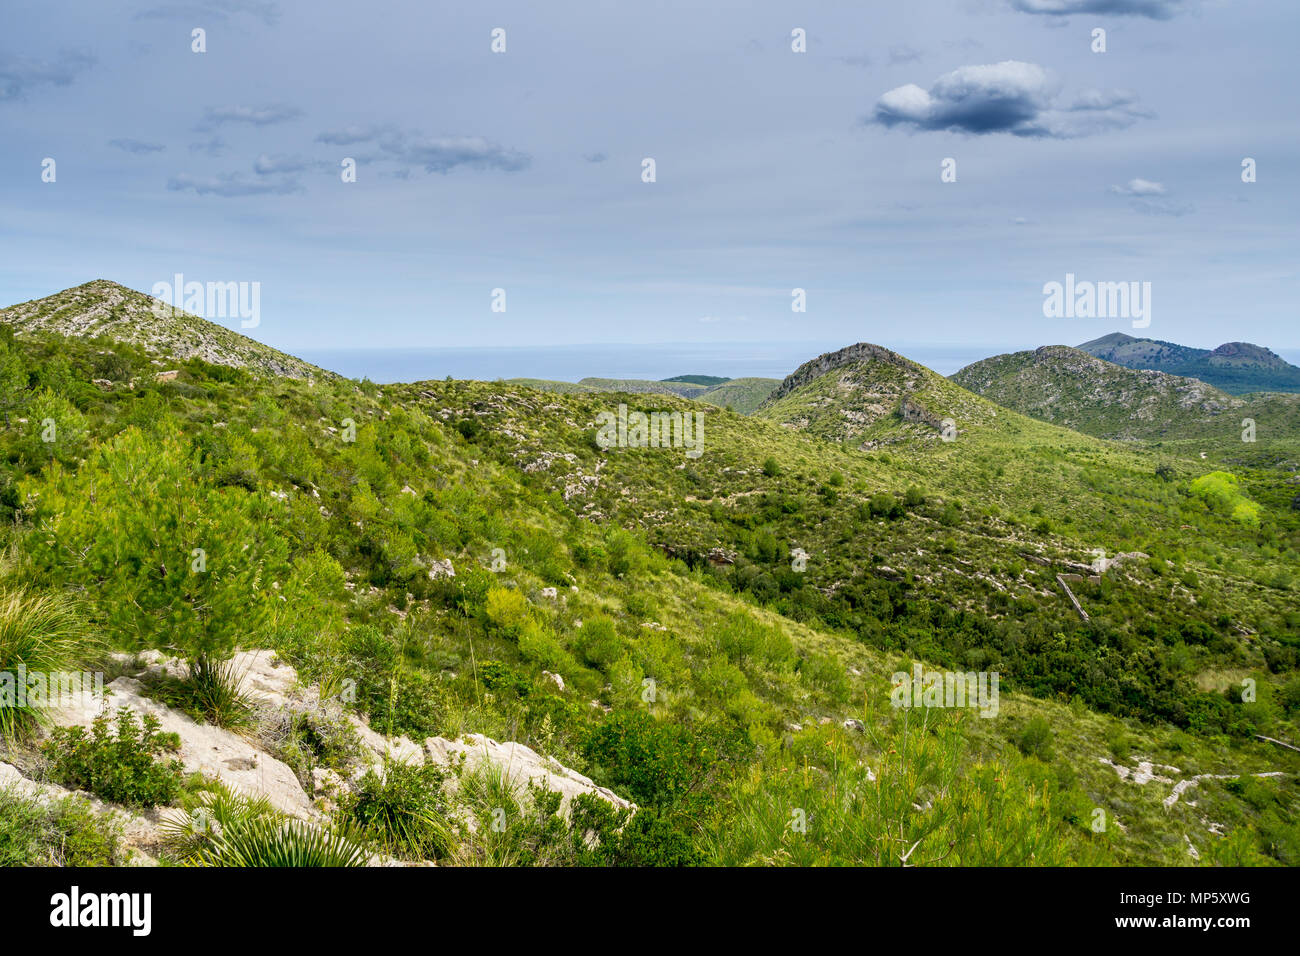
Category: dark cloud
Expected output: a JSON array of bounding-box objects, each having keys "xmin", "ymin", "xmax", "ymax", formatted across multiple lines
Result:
[
  {"xmin": 0, "ymin": 50, "xmax": 95, "ymax": 102},
  {"xmin": 167, "ymin": 171, "xmax": 301, "ymax": 197},
  {"xmin": 871, "ymin": 61, "xmax": 1148, "ymax": 138},
  {"xmin": 109, "ymin": 138, "xmax": 166, "ymax": 154},
  {"xmin": 1010, "ymin": 0, "xmax": 1187, "ymax": 18},
  {"xmin": 196, "ymin": 104, "xmax": 302, "ymax": 130}
]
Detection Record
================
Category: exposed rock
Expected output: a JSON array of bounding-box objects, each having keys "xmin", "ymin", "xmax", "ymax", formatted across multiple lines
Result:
[
  {"xmin": 50, "ymin": 675, "xmax": 315, "ymax": 820},
  {"xmin": 424, "ymin": 734, "xmax": 634, "ymax": 816},
  {"xmin": 427, "ymin": 558, "xmax": 455, "ymax": 580}
]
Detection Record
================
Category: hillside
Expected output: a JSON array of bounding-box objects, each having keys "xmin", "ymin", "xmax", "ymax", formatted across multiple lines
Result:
[
  {"xmin": 577, "ymin": 377, "xmax": 707, "ymax": 398},
  {"xmin": 1079, "ymin": 332, "xmax": 1300, "ymax": 395},
  {"xmin": 694, "ymin": 377, "xmax": 780, "ymax": 414},
  {"xmin": 0, "ymin": 280, "xmax": 328, "ymax": 381},
  {"xmin": 0, "ymin": 286, "xmax": 1296, "ymax": 870},
  {"xmin": 504, "ymin": 375, "xmax": 780, "ymax": 415},
  {"xmin": 754, "ymin": 342, "xmax": 1000, "ymax": 448},
  {"xmin": 952, "ymin": 346, "xmax": 1300, "ymax": 451}
]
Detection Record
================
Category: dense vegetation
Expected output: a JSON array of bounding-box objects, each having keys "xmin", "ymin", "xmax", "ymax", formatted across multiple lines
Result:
[{"xmin": 0, "ymin": 284, "xmax": 1296, "ymax": 867}]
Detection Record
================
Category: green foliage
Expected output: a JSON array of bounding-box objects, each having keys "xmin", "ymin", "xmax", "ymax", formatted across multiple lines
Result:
[
  {"xmin": 338, "ymin": 761, "xmax": 455, "ymax": 860},
  {"xmin": 0, "ymin": 788, "xmax": 124, "ymax": 866},
  {"xmin": 1190, "ymin": 472, "xmax": 1261, "ymax": 528},
  {"xmin": 21, "ymin": 425, "xmax": 288, "ymax": 670},
  {"xmin": 1017, "ymin": 716, "xmax": 1055, "ymax": 761},
  {"xmin": 197, "ymin": 816, "xmax": 369, "ymax": 867},
  {"xmin": 44, "ymin": 707, "xmax": 184, "ymax": 808},
  {"xmin": 0, "ymin": 587, "xmax": 91, "ymax": 741}
]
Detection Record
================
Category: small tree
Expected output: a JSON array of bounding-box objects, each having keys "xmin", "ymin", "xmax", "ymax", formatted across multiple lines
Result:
[{"xmin": 22, "ymin": 424, "xmax": 288, "ymax": 685}]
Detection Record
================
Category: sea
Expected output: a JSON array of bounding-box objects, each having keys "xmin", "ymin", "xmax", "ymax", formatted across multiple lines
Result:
[{"xmin": 294, "ymin": 341, "xmax": 1028, "ymax": 385}]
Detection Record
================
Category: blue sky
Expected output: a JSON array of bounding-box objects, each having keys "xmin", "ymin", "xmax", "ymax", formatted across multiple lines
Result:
[{"xmin": 1, "ymin": 0, "xmax": 1295, "ymax": 359}]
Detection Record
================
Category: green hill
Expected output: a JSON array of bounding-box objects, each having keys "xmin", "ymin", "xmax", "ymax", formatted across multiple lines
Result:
[
  {"xmin": 1078, "ymin": 332, "xmax": 1300, "ymax": 395},
  {"xmin": 0, "ymin": 286, "xmax": 1296, "ymax": 869},
  {"xmin": 695, "ymin": 377, "xmax": 780, "ymax": 414},
  {"xmin": 0, "ymin": 280, "xmax": 329, "ymax": 382},
  {"xmin": 952, "ymin": 345, "xmax": 1300, "ymax": 457}
]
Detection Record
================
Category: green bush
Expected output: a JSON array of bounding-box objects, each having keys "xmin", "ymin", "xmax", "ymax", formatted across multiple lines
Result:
[
  {"xmin": 44, "ymin": 707, "xmax": 184, "ymax": 808},
  {"xmin": 0, "ymin": 588, "xmax": 90, "ymax": 741},
  {"xmin": 0, "ymin": 788, "xmax": 124, "ymax": 866},
  {"xmin": 1017, "ymin": 717, "xmax": 1054, "ymax": 761},
  {"xmin": 339, "ymin": 761, "xmax": 455, "ymax": 860}
]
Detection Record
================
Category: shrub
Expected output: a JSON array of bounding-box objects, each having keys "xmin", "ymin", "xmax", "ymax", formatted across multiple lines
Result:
[
  {"xmin": 147, "ymin": 654, "xmax": 253, "ymax": 729},
  {"xmin": 762, "ymin": 457, "xmax": 781, "ymax": 478},
  {"xmin": 1017, "ymin": 717, "xmax": 1054, "ymax": 761},
  {"xmin": 198, "ymin": 816, "xmax": 369, "ymax": 867},
  {"xmin": 484, "ymin": 585, "xmax": 531, "ymax": 637},
  {"xmin": 0, "ymin": 588, "xmax": 90, "ymax": 741},
  {"xmin": 575, "ymin": 616, "xmax": 623, "ymax": 670},
  {"xmin": 338, "ymin": 761, "xmax": 455, "ymax": 860},
  {"xmin": 44, "ymin": 707, "xmax": 185, "ymax": 808},
  {"xmin": 0, "ymin": 788, "xmax": 124, "ymax": 866}
]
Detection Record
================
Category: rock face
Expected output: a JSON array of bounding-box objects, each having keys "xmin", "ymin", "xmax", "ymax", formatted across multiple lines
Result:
[
  {"xmin": 762, "ymin": 343, "xmax": 918, "ymax": 406},
  {"xmin": 424, "ymin": 734, "xmax": 635, "ymax": 815}
]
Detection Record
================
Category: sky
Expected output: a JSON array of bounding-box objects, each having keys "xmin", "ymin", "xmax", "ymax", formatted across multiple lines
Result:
[{"xmin": 1, "ymin": 0, "xmax": 1296, "ymax": 363}]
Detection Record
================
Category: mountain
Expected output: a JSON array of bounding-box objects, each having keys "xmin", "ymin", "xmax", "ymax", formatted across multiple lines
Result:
[
  {"xmin": 0, "ymin": 280, "xmax": 328, "ymax": 381},
  {"xmin": 754, "ymin": 342, "xmax": 1001, "ymax": 448},
  {"xmin": 1078, "ymin": 332, "xmax": 1300, "ymax": 394},
  {"xmin": 1, "ymin": 283, "xmax": 1298, "ymax": 870},
  {"xmin": 952, "ymin": 345, "xmax": 1300, "ymax": 445}
]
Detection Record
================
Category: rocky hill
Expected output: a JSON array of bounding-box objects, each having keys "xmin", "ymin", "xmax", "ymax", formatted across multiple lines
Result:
[
  {"xmin": 952, "ymin": 345, "xmax": 1300, "ymax": 443},
  {"xmin": 0, "ymin": 280, "xmax": 329, "ymax": 381},
  {"xmin": 1078, "ymin": 332, "xmax": 1300, "ymax": 395},
  {"xmin": 754, "ymin": 342, "xmax": 1000, "ymax": 448}
]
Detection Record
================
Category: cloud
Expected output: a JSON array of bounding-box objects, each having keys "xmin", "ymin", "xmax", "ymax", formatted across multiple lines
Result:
[
  {"xmin": 1111, "ymin": 178, "xmax": 1165, "ymax": 196},
  {"xmin": 196, "ymin": 104, "xmax": 302, "ymax": 129},
  {"xmin": 1010, "ymin": 0, "xmax": 1187, "ymax": 19},
  {"xmin": 378, "ymin": 131, "xmax": 531, "ymax": 173},
  {"xmin": 109, "ymin": 138, "xmax": 166, "ymax": 154},
  {"xmin": 317, "ymin": 126, "xmax": 531, "ymax": 174},
  {"xmin": 167, "ymin": 172, "xmax": 302, "ymax": 197},
  {"xmin": 837, "ymin": 54, "xmax": 873, "ymax": 68},
  {"xmin": 0, "ymin": 50, "xmax": 94, "ymax": 102},
  {"xmin": 1109, "ymin": 178, "xmax": 1192, "ymax": 215},
  {"xmin": 871, "ymin": 61, "xmax": 1148, "ymax": 138},
  {"xmin": 189, "ymin": 136, "xmax": 227, "ymax": 156},
  {"xmin": 253, "ymin": 153, "xmax": 314, "ymax": 175},
  {"xmin": 583, "ymin": 152, "xmax": 608, "ymax": 163},
  {"xmin": 135, "ymin": 0, "xmax": 280, "ymax": 25},
  {"xmin": 887, "ymin": 45, "xmax": 924, "ymax": 65},
  {"xmin": 315, "ymin": 125, "xmax": 383, "ymax": 146}
]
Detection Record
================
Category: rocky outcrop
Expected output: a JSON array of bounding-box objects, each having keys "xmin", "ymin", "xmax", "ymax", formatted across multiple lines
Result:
[
  {"xmin": 424, "ymin": 734, "xmax": 635, "ymax": 816},
  {"xmin": 762, "ymin": 343, "xmax": 917, "ymax": 406}
]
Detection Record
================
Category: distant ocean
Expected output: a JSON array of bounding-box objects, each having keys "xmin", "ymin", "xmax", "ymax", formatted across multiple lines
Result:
[{"xmin": 294, "ymin": 342, "xmax": 1029, "ymax": 385}]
